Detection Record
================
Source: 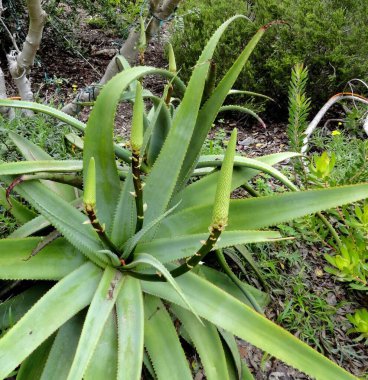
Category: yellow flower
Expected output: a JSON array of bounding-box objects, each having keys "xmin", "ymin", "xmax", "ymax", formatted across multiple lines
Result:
[{"xmin": 332, "ymin": 130, "xmax": 341, "ymax": 136}]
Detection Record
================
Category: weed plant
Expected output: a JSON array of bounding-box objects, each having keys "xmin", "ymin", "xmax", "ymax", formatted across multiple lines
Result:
[{"xmin": 0, "ymin": 112, "xmax": 81, "ymax": 163}]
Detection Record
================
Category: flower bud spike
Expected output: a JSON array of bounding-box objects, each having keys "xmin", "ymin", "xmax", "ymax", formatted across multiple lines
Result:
[
  {"xmin": 167, "ymin": 42, "xmax": 177, "ymax": 74},
  {"xmin": 211, "ymin": 128, "xmax": 237, "ymax": 230},
  {"xmin": 139, "ymin": 16, "xmax": 146, "ymax": 52},
  {"xmin": 84, "ymin": 157, "xmax": 96, "ymax": 209},
  {"xmin": 131, "ymin": 81, "xmax": 144, "ymax": 153},
  {"xmin": 138, "ymin": 16, "xmax": 146, "ymax": 64}
]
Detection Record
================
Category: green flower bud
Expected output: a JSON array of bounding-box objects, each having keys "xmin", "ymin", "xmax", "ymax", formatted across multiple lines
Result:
[
  {"xmin": 167, "ymin": 43, "xmax": 177, "ymax": 74},
  {"xmin": 84, "ymin": 157, "xmax": 96, "ymax": 210},
  {"xmin": 130, "ymin": 82, "xmax": 144, "ymax": 152},
  {"xmin": 138, "ymin": 16, "xmax": 146, "ymax": 53},
  {"xmin": 211, "ymin": 128, "xmax": 237, "ymax": 230}
]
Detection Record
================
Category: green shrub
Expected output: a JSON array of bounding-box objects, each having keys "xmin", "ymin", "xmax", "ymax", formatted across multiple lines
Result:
[{"xmin": 172, "ymin": 0, "xmax": 368, "ymax": 117}]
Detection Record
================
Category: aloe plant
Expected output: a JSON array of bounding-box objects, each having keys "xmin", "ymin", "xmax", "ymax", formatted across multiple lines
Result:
[{"xmin": 0, "ymin": 16, "xmax": 365, "ymax": 380}]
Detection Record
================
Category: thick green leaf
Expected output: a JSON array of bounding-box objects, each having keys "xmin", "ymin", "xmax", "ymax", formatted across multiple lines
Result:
[
  {"xmin": 171, "ymin": 304, "xmax": 229, "ymax": 380},
  {"xmin": 122, "ymin": 202, "xmax": 180, "ymax": 258},
  {"xmin": 82, "ymin": 66, "xmax": 187, "ymax": 230},
  {"xmin": 143, "ymin": 351, "xmax": 157, "ymax": 380},
  {"xmin": 0, "ymin": 160, "xmax": 82, "ymax": 175},
  {"xmin": 13, "ymin": 180, "xmax": 109, "ymax": 268},
  {"xmin": 84, "ymin": 312, "xmax": 118, "ymax": 380},
  {"xmin": 9, "ymin": 197, "xmax": 82, "ymax": 239},
  {"xmin": 0, "ymin": 238, "xmax": 86, "ymax": 280},
  {"xmin": 83, "ymin": 78, "xmax": 124, "ymax": 231},
  {"xmin": 0, "ymin": 99, "xmax": 131, "ymax": 163},
  {"xmin": 135, "ymin": 230, "xmax": 281, "ymax": 264},
  {"xmin": 0, "ymin": 186, "xmax": 36, "ymax": 224},
  {"xmin": 116, "ymin": 276, "xmax": 144, "ymax": 380},
  {"xmin": 241, "ymin": 362, "xmax": 255, "ymax": 380},
  {"xmin": 8, "ymin": 131, "xmax": 76, "ymax": 201},
  {"xmin": 227, "ymin": 89, "xmax": 273, "ymax": 102},
  {"xmin": 125, "ymin": 253, "xmax": 199, "ymax": 320},
  {"xmin": 196, "ymin": 155, "xmax": 297, "ymax": 188},
  {"xmin": 67, "ymin": 267, "xmax": 124, "ymax": 380},
  {"xmin": 111, "ymin": 171, "xmax": 136, "ymax": 247},
  {"xmin": 144, "ymin": 295, "xmax": 192, "ymax": 380},
  {"xmin": 198, "ymin": 266, "xmax": 269, "ymax": 310},
  {"xmin": 0, "ymin": 285, "xmax": 50, "ymax": 330},
  {"xmin": 0, "ymin": 262, "xmax": 102, "ymax": 379},
  {"xmin": 147, "ymin": 97, "xmax": 172, "ymax": 166},
  {"xmin": 235, "ymin": 245, "xmax": 267, "ymax": 288},
  {"xmin": 0, "ymin": 99, "xmax": 86, "ymax": 131},
  {"xmin": 178, "ymin": 21, "xmax": 268, "ymax": 185},
  {"xmin": 40, "ymin": 312, "xmax": 85, "ymax": 380},
  {"xmin": 218, "ymin": 105, "xmax": 266, "ymax": 128},
  {"xmin": 142, "ymin": 271, "xmax": 356, "ymax": 380},
  {"xmin": 143, "ymin": 16, "xmax": 247, "ymax": 227},
  {"xmin": 64, "ymin": 133, "xmax": 84, "ymax": 150},
  {"xmin": 217, "ymin": 328, "xmax": 243, "ymax": 379},
  {"xmin": 172, "ymin": 152, "xmax": 299, "ymax": 213},
  {"xmin": 16, "ymin": 334, "xmax": 55, "ymax": 380},
  {"xmin": 9, "ymin": 214, "xmax": 51, "ymax": 238},
  {"xmin": 159, "ymin": 184, "xmax": 368, "ymax": 236}
]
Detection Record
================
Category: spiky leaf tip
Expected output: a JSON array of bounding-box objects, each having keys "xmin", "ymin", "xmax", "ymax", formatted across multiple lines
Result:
[
  {"xmin": 211, "ymin": 128, "xmax": 237, "ymax": 230},
  {"xmin": 131, "ymin": 82, "xmax": 144, "ymax": 152},
  {"xmin": 167, "ymin": 43, "xmax": 177, "ymax": 74},
  {"xmin": 84, "ymin": 157, "xmax": 96, "ymax": 210}
]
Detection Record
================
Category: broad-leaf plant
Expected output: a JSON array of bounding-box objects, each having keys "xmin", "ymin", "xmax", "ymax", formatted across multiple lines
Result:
[{"xmin": 0, "ymin": 16, "xmax": 364, "ymax": 380}]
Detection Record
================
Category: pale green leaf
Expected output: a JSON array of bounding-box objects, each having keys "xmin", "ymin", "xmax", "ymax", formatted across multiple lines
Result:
[
  {"xmin": 144, "ymin": 295, "xmax": 192, "ymax": 380},
  {"xmin": 0, "ymin": 285, "xmax": 50, "ymax": 330},
  {"xmin": 8, "ymin": 131, "xmax": 76, "ymax": 201},
  {"xmin": 84, "ymin": 312, "xmax": 118, "ymax": 380},
  {"xmin": 171, "ymin": 304, "xmax": 229, "ymax": 380},
  {"xmin": 142, "ymin": 271, "xmax": 356, "ymax": 380},
  {"xmin": 40, "ymin": 312, "xmax": 85, "ymax": 380},
  {"xmin": 67, "ymin": 267, "xmax": 124, "ymax": 380},
  {"xmin": 13, "ymin": 180, "xmax": 109, "ymax": 267},
  {"xmin": 116, "ymin": 276, "xmax": 144, "ymax": 380},
  {"xmin": 172, "ymin": 152, "xmax": 299, "ymax": 213},
  {"xmin": 111, "ymin": 171, "xmax": 136, "ymax": 247},
  {"xmin": 135, "ymin": 230, "xmax": 282, "ymax": 264},
  {"xmin": 16, "ymin": 335, "xmax": 55, "ymax": 380},
  {"xmin": 125, "ymin": 253, "xmax": 199, "ymax": 320},
  {"xmin": 159, "ymin": 184, "xmax": 368, "ymax": 236},
  {"xmin": 0, "ymin": 262, "xmax": 102, "ymax": 379},
  {"xmin": 0, "ymin": 186, "xmax": 36, "ymax": 224},
  {"xmin": 143, "ymin": 16, "xmax": 248, "ymax": 227},
  {"xmin": 0, "ymin": 160, "xmax": 82, "ymax": 175},
  {"xmin": 0, "ymin": 238, "xmax": 86, "ymax": 280},
  {"xmin": 178, "ymin": 19, "xmax": 267, "ymax": 185}
]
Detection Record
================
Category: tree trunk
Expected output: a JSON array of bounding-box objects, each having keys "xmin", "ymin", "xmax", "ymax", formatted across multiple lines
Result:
[
  {"xmin": 7, "ymin": 0, "xmax": 46, "ymax": 105},
  {"xmin": 0, "ymin": 67, "xmax": 10, "ymax": 117},
  {"xmin": 61, "ymin": 0, "xmax": 182, "ymax": 116}
]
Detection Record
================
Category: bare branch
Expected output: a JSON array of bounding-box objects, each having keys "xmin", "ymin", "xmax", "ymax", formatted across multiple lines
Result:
[
  {"xmin": 0, "ymin": 16, "xmax": 20, "ymax": 53},
  {"xmin": 6, "ymin": 0, "xmax": 47, "ymax": 106},
  {"xmin": 16, "ymin": 0, "xmax": 47, "ymax": 75}
]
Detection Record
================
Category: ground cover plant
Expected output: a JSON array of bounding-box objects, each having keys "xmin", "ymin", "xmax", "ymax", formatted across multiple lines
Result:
[{"xmin": 1, "ymin": 16, "xmax": 368, "ymax": 379}]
